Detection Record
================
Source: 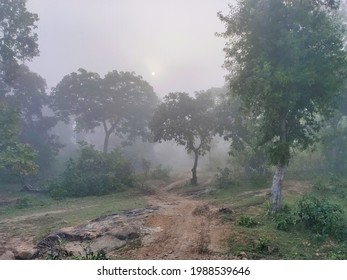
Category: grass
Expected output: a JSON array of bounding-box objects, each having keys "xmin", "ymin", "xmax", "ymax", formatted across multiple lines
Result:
[
  {"xmin": 205, "ymin": 174, "xmax": 347, "ymax": 260},
  {"xmin": 0, "ymin": 188, "xmax": 146, "ymax": 241}
]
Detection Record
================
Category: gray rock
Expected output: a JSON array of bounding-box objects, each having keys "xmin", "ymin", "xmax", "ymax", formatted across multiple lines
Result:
[
  {"xmin": 0, "ymin": 250, "xmax": 15, "ymax": 260},
  {"xmin": 90, "ymin": 235, "xmax": 126, "ymax": 253}
]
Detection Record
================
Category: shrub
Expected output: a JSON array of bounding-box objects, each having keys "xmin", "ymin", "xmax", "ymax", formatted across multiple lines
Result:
[
  {"xmin": 215, "ymin": 167, "xmax": 237, "ymax": 189},
  {"xmin": 48, "ymin": 146, "xmax": 134, "ymax": 199},
  {"xmin": 296, "ymin": 195, "xmax": 346, "ymax": 238},
  {"xmin": 149, "ymin": 164, "xmax": 170, "ymax": 180},
  {"xmin": 274, "ymin": 205, "xmax": 298, "ymax": 231}
]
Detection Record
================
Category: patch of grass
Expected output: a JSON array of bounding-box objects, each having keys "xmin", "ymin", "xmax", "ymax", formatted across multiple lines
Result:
[
  {"xmin": 236, "ymin": 215, "xmax": 259, "ymax": 228},
  {"xmin": 214, "ymin": 176, "xmax": 347, "ymax": 260},
  {"xmin": 0, "ymin": 190, "xmax": 146, "ymax": 241},
  {"xmin": 228, "ymin": 213, "xmax": 347, "ymax": 259}
]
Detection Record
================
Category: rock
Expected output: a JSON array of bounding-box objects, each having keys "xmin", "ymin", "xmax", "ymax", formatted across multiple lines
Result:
[
  {"xmin": 238, "ymin": 251, "xmax": 247, "ymax": 257},
  {"xmin": 90, "ymin": 235, "xmax": 126, "ymax": 253},
  {"xmin": 15, "ymin": 247, "xmax": 38, "ymax": 260},
  {"xmin": 113, "ymin": 228, "xmax": 140, "ymax": 241},
  {"xmin": 0, "ymin": 250, "xmax": 15, "ymax": 260}
]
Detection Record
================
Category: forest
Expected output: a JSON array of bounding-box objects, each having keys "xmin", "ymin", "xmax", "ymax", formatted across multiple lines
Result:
[{"xmin": 1, "ymin": 0, "xmax": 347, "ymax": 260}]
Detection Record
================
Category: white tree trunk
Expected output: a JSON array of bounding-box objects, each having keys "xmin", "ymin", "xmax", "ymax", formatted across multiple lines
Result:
[{"xmin": 270, "ymin": 164, "xmax": 286, "ymax": 214}]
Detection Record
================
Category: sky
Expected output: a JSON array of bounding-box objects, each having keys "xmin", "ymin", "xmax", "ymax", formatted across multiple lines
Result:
[{"xmin": 26, "ymin": 0, "xmax": 232, "ymax": 97}]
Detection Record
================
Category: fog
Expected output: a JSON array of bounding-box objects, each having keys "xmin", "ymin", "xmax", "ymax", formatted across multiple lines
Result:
[
  {"xmin": 23, "ymin": 0, "xmax": 233, "ymax": 172},
  {"xmin": 26, "ymin": 0, "xmax": 231, "ymax": 96}
]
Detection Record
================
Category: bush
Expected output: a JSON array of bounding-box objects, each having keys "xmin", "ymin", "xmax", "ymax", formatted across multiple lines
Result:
[
  {"xmin": 215, "ymin": 167, "xmax": 237, "ymax": 189},
  {"xmin": 274, "ymin": 206, "xmax": 297, "ymax": 231},
  {"xmin": 48, "ymin": 146, "xmax": 134, "ymax": 199},
  {"xmin": 296, "ymin": 195, "xmax": 346, "ymax": 238},
  {"xmin": 149, "ymin": 164, "xmax": 170, "ymax": 180}
]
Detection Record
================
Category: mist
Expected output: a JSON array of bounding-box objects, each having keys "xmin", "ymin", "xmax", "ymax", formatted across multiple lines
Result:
[{"xmin": 26, "ymin": 0, "xmax": 231, "ymax": 96}]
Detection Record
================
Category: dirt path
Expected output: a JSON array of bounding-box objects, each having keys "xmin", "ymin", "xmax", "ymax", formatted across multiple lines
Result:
[
  {"xmin": 0, "ymin": 175, "xmax": 232, "ymax": 259},
  {"xmin": 116, "ymin": 176, "xmax": 231, "ymax": 259}
]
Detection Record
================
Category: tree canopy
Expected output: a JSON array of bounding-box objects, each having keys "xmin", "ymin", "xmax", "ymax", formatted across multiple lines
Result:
[
  {"xmin": 50, "ymin": 69, "xmax": 159, "ymax": 153},
  {"xmin": 0, "ymin": 0, "xmax": 39, "ymax": 178},
  {"xmin": 219, "ymin": 0, "xmax": 347, "ymax": 212}
]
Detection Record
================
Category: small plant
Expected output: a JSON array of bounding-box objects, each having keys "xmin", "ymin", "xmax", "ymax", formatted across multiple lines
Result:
[
  {"xmin": 237, "ymin": 215, "xmax": 258, "ymax": 228},
  {"xmin": 254, "ymin": 237, "xmax": 271, "ymax": 254},
  {"xmin": 78, "ymin": 244, "xmax": 108, "ymax": 260}
]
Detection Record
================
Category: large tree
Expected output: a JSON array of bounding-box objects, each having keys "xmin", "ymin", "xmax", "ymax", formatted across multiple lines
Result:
[
  {"xmin": 219, "ymin": 0, "xmax": 347, "ymax": 213},
  {"xmin": 0, "ymin": 0, "xmax": 39, "ymax": 177},
  {"xmin": 50, "ymin": 69, "xmax": 158, "ymax": 153},
  {"xmin": 150, "ymin": 92, "xmax": 217, "ymax": 185},
  {"xmin": 12, "ymin": 65, "xmax": 62, "ymax": 177}
]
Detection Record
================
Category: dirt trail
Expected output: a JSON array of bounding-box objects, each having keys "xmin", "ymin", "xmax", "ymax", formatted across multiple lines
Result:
[
  {"xmin": 0, "ymin": 175, "xmax": 232, "ymax": 259},
  {"xmin": 116, "ymin": 176, "xmax": 231, "ymax": 259}
]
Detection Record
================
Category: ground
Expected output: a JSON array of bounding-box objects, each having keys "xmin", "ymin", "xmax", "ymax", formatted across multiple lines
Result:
[
  {"xmin": 116, "ymin": 176, "xmax": 231, "ymax": 259},
  {"xmin": 0, "ymin": 174, "xmax": 233, "ymax": 260}
]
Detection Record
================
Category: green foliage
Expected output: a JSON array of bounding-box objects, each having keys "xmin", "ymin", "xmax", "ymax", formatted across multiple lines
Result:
[
  {"xmin": 220, "ymin": 0, "xmax": 347, "ymax": 165},
  {"xmin": 12, "ymin": 65, "xmax": 62, "ymax": 178},
  {"xmin": 273, "ymin": 196, "xmax": 346, "ymax": 239},
  {"xmin": 48, "ymin": 145, "xmax": 134, "ymax": 199},
  {"xmin": 215, "ymin": 167, "xmax": 238, "ymax": 189},
  {"xmin": 296, "ymin": 195, "xmax": 346, "ymax": 238},
  {"xmin": 77, "ymin": 245, "xmax": 108, "ymax": 260},
  {"xmin": 236, "ymin": 215, "xmax": 258, "ymax": 228},
  {"xmin": 0, "ymin": 0, "xmax": 39, "ymax": 178},
  {"xmin": 219, "ymin": 0, "xmax": 347, "ymax": 213},
  {"xmin": 274, "ymin": 206, "xmax": 298, "ymax": 231},
  {"xmin": 0, "ymin": 101, "xmax": 38, "ymax": 177}
]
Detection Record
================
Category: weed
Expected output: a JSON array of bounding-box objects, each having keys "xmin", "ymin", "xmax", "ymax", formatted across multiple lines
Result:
[
  {"xmin": 77, "ymin": 244, "xmax": 108, "ymax": 260},
  {"xmin": 237, "ymin": 215, "xmax": 258, "ymax": 228},
  {"xmin": 253, "ymin": 237, "xmax": 272, "ymax": 254}
]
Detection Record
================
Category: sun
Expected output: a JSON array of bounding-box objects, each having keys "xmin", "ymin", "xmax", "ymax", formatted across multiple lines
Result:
[{"xmin": 151, "ymin": 72, "xmax": 156, "ymax": 76}]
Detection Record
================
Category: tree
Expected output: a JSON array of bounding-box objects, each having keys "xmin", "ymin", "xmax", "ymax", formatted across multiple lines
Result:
[
  {"xmin": 0, "ymin": 0, "xmax": 39, "ymax": 90},
  {"xmin": 0, "ymin": 101, "xmax": 37, "ymax": 178},
  {"xmin": 0, "ymin": 0, "xmax": 39, "ymax": 178},
  {"xmin": 12, "ymin": 65, "xmax": 62, "ymax": 177},
  {"xmin": 219, "ymin": 0, "xmax": 347, "ymax": 213},
  {"xmin": 150, "ymin": 92, "xmax": 217, "ymax": 185},
  {"xmin": 215, "ymin": 90, "xmax": 269, "ymax": 178},
  {"xmin": 50, "ymin": 69, "xmax": 159, "ymax": 153}
]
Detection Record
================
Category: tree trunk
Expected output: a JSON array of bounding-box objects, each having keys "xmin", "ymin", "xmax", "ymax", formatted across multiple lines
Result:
[
  {"xmin": 270, "ymin": 163, "xmax": 286, "ymax": 214},
  {"xmin": 191, "ymin": 150, "xmax": 199, "ymax": 185},
  {"xmin": 103, "ymin": 130, "xmax": 111, "ymax": 154},
  {"xmin": 102, "ymin": 120, "xmax": 115, "ymax": 154},
  {"xmin": 270, "ymin": 111, "xmax": 288, "ymax": 214}
]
